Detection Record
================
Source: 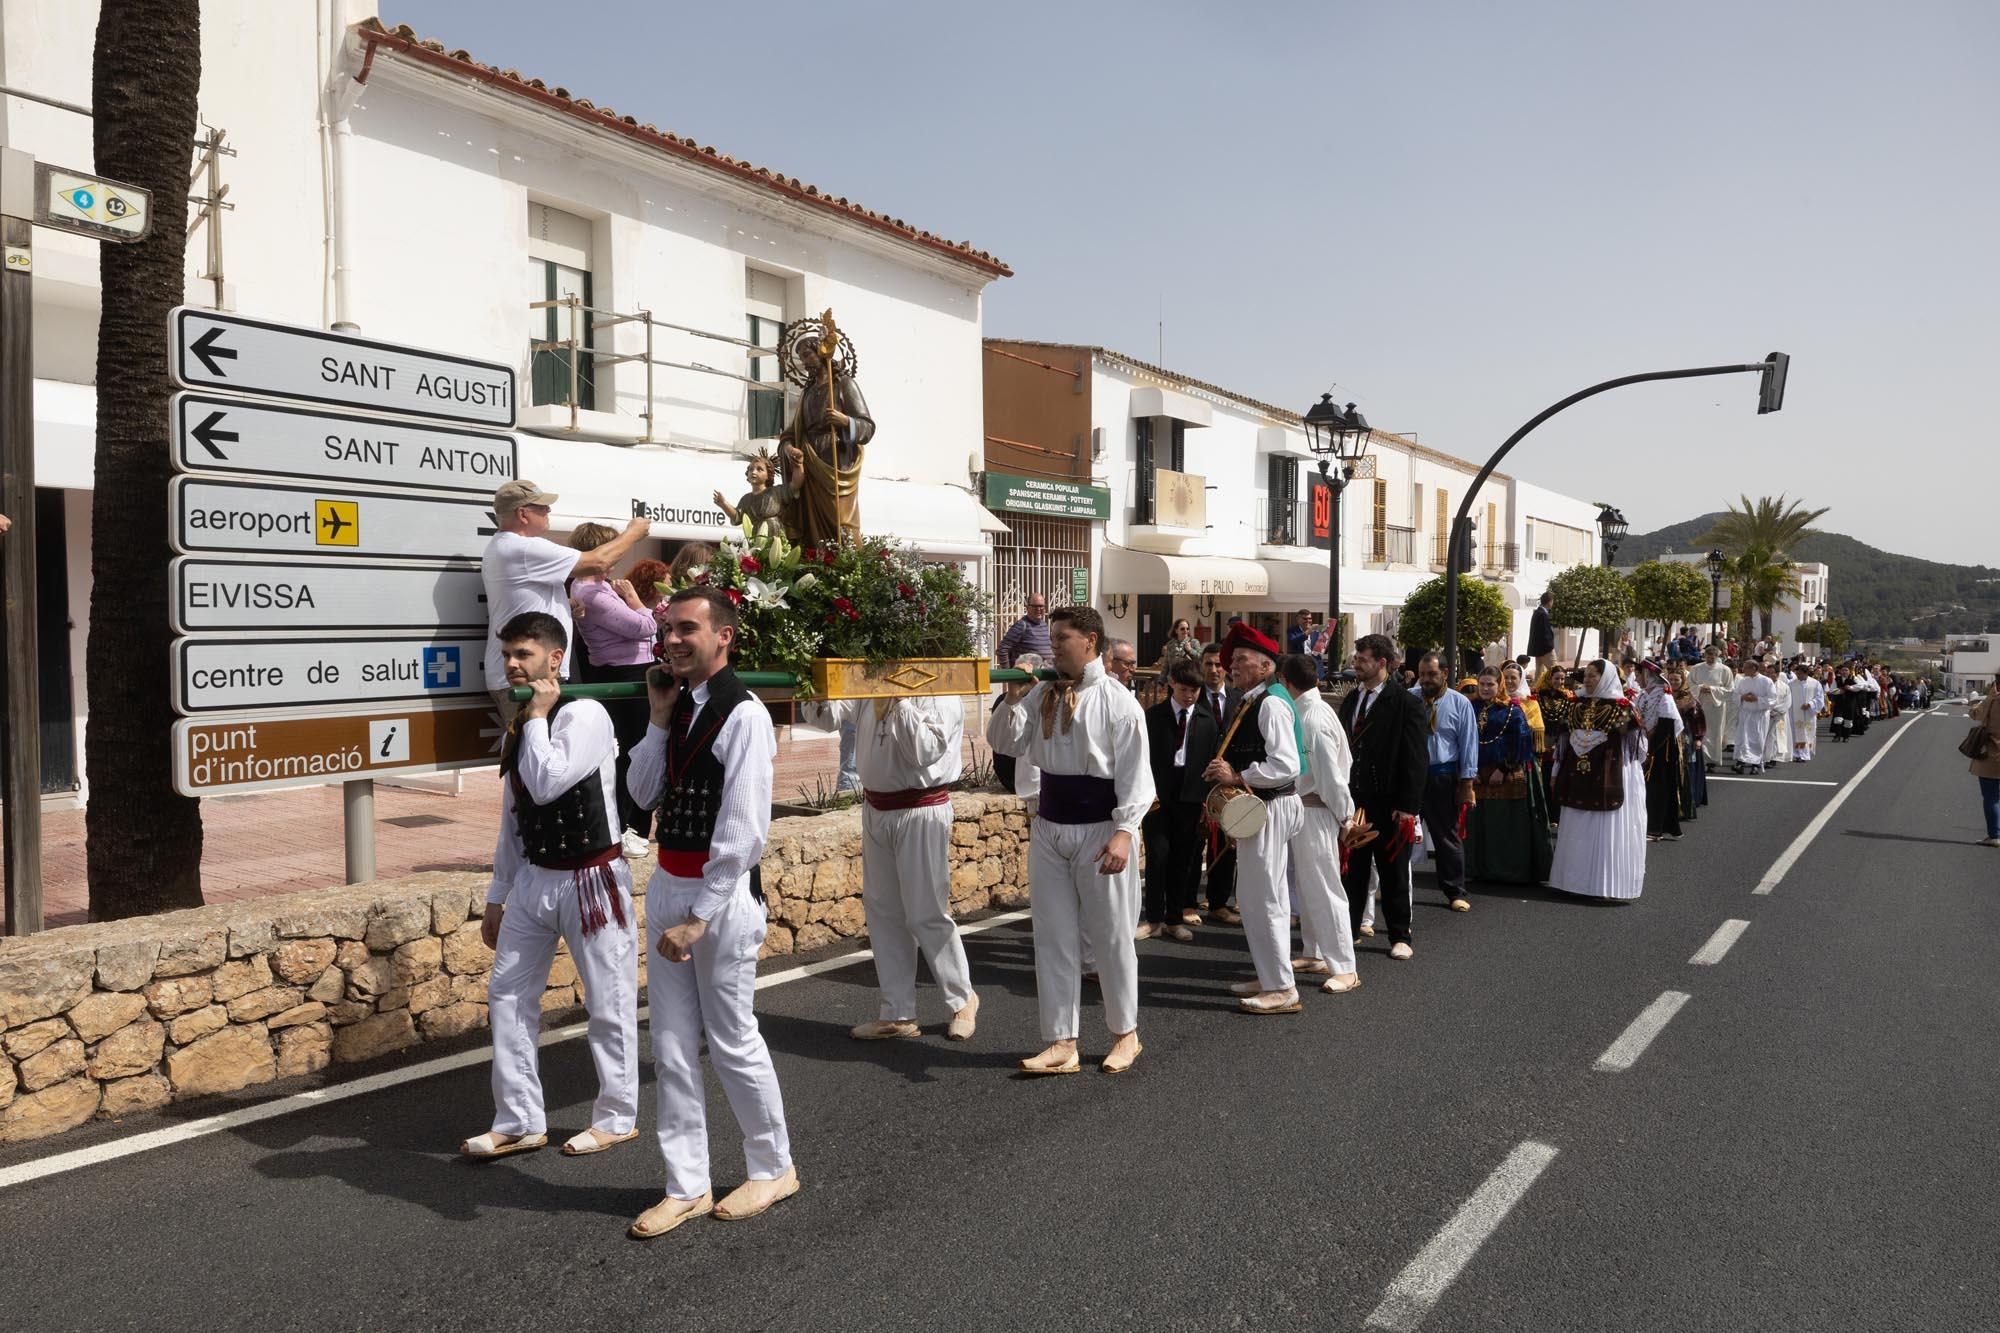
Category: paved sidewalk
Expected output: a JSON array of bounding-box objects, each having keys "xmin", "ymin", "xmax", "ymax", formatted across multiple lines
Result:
[{"xmin": 10, "ymin": 727, "xmax": 990, "ymax": 931}]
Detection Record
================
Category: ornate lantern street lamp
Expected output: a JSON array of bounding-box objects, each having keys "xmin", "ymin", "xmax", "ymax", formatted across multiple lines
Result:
[{"xmin": 1302, "ymin": 393, "xmax": 1371, "ymax": 668}]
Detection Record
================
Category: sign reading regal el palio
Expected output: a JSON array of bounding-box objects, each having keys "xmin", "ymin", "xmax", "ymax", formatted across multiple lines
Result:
[
  {"xmin": 982, "ymin": 471, "xmax": 1112, "ymax": 521},
  {"xmin": 170, "ymin": 308, "xmax": 517, "ymax": 427}
]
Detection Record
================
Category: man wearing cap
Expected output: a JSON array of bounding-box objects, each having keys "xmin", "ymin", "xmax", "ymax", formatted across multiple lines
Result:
[
  {"xmin": 482, "ymin": 480, "xmax": 650, "ymax": 721},
  {"xmin": 1203, "ymin": 623, "xmax": 1308, "ymax": 1014}
]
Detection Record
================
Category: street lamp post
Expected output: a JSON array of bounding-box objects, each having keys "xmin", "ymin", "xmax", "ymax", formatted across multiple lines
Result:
[
  {"xmin": 1440, "ymin": 354, "xmax": 1791, "ymax": 675},
  {"xmin": 1706, "ymin": 547, "xmax": 1727, "ymax": 649},
  {"xmin": 1596, "ymin": 504, "xmax": 1629, "ymax": 567},
  {"xmin": 1302, "ymin": 393, "xmax": 1372, "ymax": 673}
]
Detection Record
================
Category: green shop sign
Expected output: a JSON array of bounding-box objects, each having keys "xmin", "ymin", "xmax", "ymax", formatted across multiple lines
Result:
[{"xmin": 983, "ymin": 470, "xmax": 1111, "ymax": 520}]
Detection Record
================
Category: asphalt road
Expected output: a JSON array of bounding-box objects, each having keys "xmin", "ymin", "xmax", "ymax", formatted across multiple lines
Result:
[{"xmin": 2, "ymin": 708, "xmax": 1994, "ymax": 1332}]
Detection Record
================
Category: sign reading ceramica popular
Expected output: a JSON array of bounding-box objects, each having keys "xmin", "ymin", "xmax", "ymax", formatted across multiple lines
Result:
[{"xmin": 983, "ymin": 471, "xmax": 1111, "ymax": 521}]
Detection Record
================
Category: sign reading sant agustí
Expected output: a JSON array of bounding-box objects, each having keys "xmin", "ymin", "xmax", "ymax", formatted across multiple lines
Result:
[{"xmin": 982, "ymin": 470, "xmax": 1111, "ymax": 521}]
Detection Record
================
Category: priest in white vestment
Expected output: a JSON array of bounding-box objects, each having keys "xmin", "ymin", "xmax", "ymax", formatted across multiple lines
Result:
[
  {"xmin": 1766, "ymin": 660, "xmax": 1793, "ymax": 764},
  {"xmin": 1732, "ymin": 659, "xmax": 1777, "ymax": 771},
  {"xmin": 1689, "ymin": 647, "xmax": 1735, "ymax": 769},
  {"xmin": 1792, "ymin": 669, "xmax": 1825, "ymax": 761}
]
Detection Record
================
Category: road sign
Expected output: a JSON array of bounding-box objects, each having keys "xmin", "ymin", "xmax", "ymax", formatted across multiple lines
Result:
[
  {"xmin": 172, "ymin": 476, "xmax": 496, "ymax": 561},
  {"xmin": 169, "ymin": 308, "xmax": 517, "ymax": 427},
  {"xmin": 31, "ymin": 162, "xmax": 152, "ymax": 242},
  {"xmin": 174, "ymin": 635, "xmax": 488, "ymax": 713},
  {"xmin": 171, "ymin": 393, "xmax": 516, "ymax": 493},
  {"xmin": 172, "ymin": 700, "xmax": 507, "ymax": 797},
  {"xmin": 171, "ymin": 558, "xmax": 488, "ymax": 634}
]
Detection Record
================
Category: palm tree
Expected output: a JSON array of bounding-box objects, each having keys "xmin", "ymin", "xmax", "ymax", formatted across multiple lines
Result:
[
  {"xmin": 85, "ymin": 0, "xmax": 206, "ymax": 918},
  {"xmin": 1729, "ymin": 545, "xmax": 1803, "ymax": 645},
  {"xmin": 1701, "ymin": 495, "xmax": 1829, "ymax": 563}
]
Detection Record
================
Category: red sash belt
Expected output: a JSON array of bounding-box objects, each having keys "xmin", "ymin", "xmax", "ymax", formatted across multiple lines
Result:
[
  {"xmin": 535, "ymin": 845, "xmax": 626, "ymax": 937},
  {"xmin": 657, "ymin": 849, "xmax": 710, "ymax": 878},
  {"xmin": 864, "ymin": 785, "xmax": 950, "ymax": 812}
]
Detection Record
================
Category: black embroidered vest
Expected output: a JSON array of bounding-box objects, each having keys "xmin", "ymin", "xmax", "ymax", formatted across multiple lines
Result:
[
  {"xmin": 1223, "ymin": 690, "xmax": 1272, "ymax": 774},
  {"xmin": 503, "ymin": 699, "xmax": 616, "ymax": 868},
  {"xmin": 655, "ymin": 666, "xmax": 755, "ymax": 858}
]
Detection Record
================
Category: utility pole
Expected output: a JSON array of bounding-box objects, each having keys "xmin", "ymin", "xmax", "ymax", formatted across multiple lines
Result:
[{"xmin": 0, "ymin": 148, "xmax": 40, "ymax": 934}]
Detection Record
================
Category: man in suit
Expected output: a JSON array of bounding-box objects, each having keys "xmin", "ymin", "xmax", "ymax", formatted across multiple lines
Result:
[
  {"xmin": 1336, "ymin": 633, "xmax": 1429, "ymax": 960},
  {"xmin": 1195, "ymin": 643, "xmax": 1242, "ymax": 925},
  {"xmin": 1528, "ymin": 591, "xmax": 1557, "ymax": 676},
  {"xmin": 1140, "ymin": 662, "xmax": 1217, "ymax": 943}
]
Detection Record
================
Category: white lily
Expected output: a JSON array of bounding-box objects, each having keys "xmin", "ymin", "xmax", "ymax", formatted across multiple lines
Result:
[
  {"xmin": 791, "ymin": 571, "xmax": 820, "ymax": 595},
  {"xmin": 744, "ymin": 575, "xmax": 790, "ymax": 610}
]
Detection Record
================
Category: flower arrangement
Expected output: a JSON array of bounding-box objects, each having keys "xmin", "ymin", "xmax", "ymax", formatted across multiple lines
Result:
[{"xmin": 655, "ymin": 517, "xmax": 990, "ymax": 693}]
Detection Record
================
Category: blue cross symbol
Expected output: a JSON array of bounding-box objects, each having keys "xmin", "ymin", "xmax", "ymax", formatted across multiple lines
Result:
[{"xmin": 422, "ymin": 646, "xmax": 461, "ymax": 689}]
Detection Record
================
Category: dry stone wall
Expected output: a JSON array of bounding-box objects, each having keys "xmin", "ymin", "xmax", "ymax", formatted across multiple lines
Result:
[{"xmin": 0, "ymin": 793, "xmax": 1028, "ymax": 1146}]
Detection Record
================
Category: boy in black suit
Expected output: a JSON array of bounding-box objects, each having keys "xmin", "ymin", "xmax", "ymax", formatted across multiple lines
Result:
[
  {"xmin": 1141, "ymin": 662, "xmax": 1217, "ymax": 941},
  {"xmin": 1195, "ymin": 643, "xmax": 1242, "ymax": 924},
  {"xmin": 1336, "ymin": 633, "xmax": 1429, "ymax": 959}
]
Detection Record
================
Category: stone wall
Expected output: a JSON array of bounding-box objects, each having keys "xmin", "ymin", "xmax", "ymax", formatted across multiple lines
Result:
[{"xmin": 0, "ymin": 792, "xmax": 1028, "ymax": 1146}]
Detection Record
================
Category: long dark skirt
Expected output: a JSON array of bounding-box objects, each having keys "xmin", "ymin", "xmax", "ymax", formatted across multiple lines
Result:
[
  {"xmin": 1680, "ymin": 741, "xmax": 1708, "ymax": 821},
  {"xmin": 1466, "ymin": 765, "xmax": 1556, "ymax": 885},
  {"xmin": 1645, "ymin": 727, "xmax": 1683, "ymax": 838}
]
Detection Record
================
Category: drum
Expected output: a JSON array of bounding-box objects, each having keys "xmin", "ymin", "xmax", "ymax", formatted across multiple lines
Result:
[{"xmin": 1203, "ymin": 785, "xmax": 1268, "ymax": 841}]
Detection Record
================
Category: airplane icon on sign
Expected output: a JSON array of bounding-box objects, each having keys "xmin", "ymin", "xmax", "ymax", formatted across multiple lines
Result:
[{"xmin": 313, "ymin": 499, "xmax": 359, "ymax": 547}]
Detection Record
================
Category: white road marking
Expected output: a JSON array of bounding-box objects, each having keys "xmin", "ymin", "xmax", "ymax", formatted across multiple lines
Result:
[
  {"xmin": 1706, "ymin": 776, "xmax": 1839, "ymax": 787},
  {"xmin": 1594, "ymin": 990, "xmax": 1691, "ymax": 1072},
  {"xmin": 1689, "ymin": 919, "xmax": 1750, "ymax": 965},
  {"xmin": 1754, "ymin": 713, "xmax": 1927, "ymax": 895},
  {"xmin": 0, "ymin": 910, "xmax": 1033, "ymax": 1191},
  {"xmin": 1365, "ymin": 1139, "xmax": 1560, "ymax": 1332}
]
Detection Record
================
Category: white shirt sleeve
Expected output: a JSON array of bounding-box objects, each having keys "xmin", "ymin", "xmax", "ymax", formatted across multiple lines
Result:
[
  {"xmin": 512, "ymin": 704, "xmax": 615, "ymax": 805},
  {"xmin": 797, "ymin": 698, "xmax": 856, "ymax": 733},
  {"xmin": 626, "ymin": 722, "xmax": 669, "ymax": 812},
  {"xmin": 512, "ymin": 533, "xmax": 582, "ymax": 587},
  {"xmin": 1109, "ymin": 692, "xmax": 1156, "ymax": 835},
  {"xmin": 695, "ymin": 701, "xmax": 775, "ymax": 922},
  {"xmin": 886, "ymin": 696, "xmax": 954, "ymax": 772},
  {"xmin": 486, "ymin": 780, "xmax": 523, "ymax": 906},
  {"xmin": 1241, "ymin": 693, "xmax": 1301, "ymax": 789},
  {"xmin": 986, "ymin": 685, "xmax": 1040, "ymax": 757}
]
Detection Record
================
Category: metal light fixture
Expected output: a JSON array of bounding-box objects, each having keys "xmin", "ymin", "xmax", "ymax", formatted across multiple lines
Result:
[
  {"xmin": 1105, "ymin": 593, "xmax": 1131, "ymax": 618},
  {"xmin": 1302, "ymin": 392, "xmax": 1372, "ymax": 668},
  {"xmin": 1706, "ymin": 546, "xmax": 1727, "ymax": 648},
  {"xmin": 1596, "ymin": 504, "xmax": 1629, "ymax": 565}
]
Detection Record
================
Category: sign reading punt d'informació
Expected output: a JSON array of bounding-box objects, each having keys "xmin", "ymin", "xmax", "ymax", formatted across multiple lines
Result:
[{"xmin": 983, "ymin": 471, "xmax": 1111, "ymax": 521}]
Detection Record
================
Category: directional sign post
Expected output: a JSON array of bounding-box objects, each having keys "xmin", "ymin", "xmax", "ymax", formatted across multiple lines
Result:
[
  {"xmin": 171, "ymin": 476, "xmax": 498, "ymax": 561},
  {"xmin": 172, "ymin": 558, "xmax": 489, "ymax": 634},
  {"xmin": 170, "ymin": 308, "xmax": 517, "ymax": 427},
  {"xmin": 31, "ymin": 162, "xmax": 153, "ymax": 242},
  {"xmin": 172, "ymin": 393, "xmax": 516, "ymax": 493},
  {"xmin": 174, "ymin": 635, "xmax": 488, "ymax": 713},
  {"xmin": 173, "ymin": 701, "xmax": 508, "ymax": 798}
]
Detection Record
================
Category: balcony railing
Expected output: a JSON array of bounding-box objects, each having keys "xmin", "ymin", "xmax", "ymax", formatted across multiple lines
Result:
[
  {"xmin": 1431, "ymin": 533, "xmax": 1452, "ymax": 569},
  {"xmin": 1483, "ymin": 542, "xmax": 1520, "ymax": 573},
  {"xmin": 1370, "ymin": 525, "xmax": 1415, "ymax": 565},
  {"xmin": 1264, "ymin": 497, "xmax": 1306, "ymax": 546}
]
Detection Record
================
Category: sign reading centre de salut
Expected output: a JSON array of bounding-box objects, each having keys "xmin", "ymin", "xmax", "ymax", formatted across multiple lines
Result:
[{"xmin": 983, "ymin": 471, "xmax": 1111, "ymax": 520}]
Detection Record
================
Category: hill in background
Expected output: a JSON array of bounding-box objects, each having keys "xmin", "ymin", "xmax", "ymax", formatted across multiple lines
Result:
[{"xmin": 1620, "ymin": 514, "xmax": 2000, "ymax": 641}]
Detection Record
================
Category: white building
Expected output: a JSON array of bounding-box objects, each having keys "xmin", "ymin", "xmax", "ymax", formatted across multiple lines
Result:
[
  {"xmin": 981, "ymin": 342, "xmax": 1605, "ymax": 670},
  {"xmin": 4, "ymin": 2, "xmax": 1011, "ymax": 803},
  {"xmin": 1617, "ymin": 553, "xmax": 1832, "ymax": 658},
  {"xmin": 1942, "ymin": 634, "xmax": 1998, "ymax": 697}
]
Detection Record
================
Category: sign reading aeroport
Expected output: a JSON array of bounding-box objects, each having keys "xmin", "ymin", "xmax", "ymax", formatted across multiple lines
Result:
[
  {"xmin": 171, "ymin": 393, "xmax": 516, "ymax": 493},
  {"xmin": 173, "ymin": 635, "xmax": 487, "ymax": 713},
  {"xmin": 171, "ymin": 476, "xmax": 495, "ymax": 561},
  {"xmin": 170, "ymin": 308, "xmax": 516, "ymax": 427},
  {"xmin": 172, "ymin": 701, "xmax": 504, "ymax": 797},
  {"xmin": 982, "ymin": 470, "xmax": 1111, "ymax": 521}
]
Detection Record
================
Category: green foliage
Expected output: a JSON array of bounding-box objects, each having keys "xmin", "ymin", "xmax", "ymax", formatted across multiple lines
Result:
[
  {"xmin": 1796, "ymin": 616, "xmax": 1851, "ymax": 655},
  {"xmin": 1626, "ymin": 560, "xmax": 1712, "ymax": 628},
  {"xmin": 1394, "ymin": 575, "xmax": 1512, "ymax": 656},
  {"xmin": 673, "ymin": 520, "xmax": 992, "ymax": 693},
  {"xmin": 1701, "ymin": 494, "xmax": 1829, "ymax": 561},
  {"xmin": 1727, "ymin": 544, "xmax": 1803, "ymax": 642},
  {"xmin": 1545, "ymin": 565, "xmax": 1633, "ymax": 643}
]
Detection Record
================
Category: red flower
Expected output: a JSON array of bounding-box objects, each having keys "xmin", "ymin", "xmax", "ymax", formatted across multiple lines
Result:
[
  {"xmin": 739, "ymin": 555, "xmax": 762, "ymax": 574},
  {"xmin": 897, "ymin": 582, "xmax": 915, "ymax": 599},
  {"xmin": 833, "ymin": 597, "xmax": 854, "ymax": 613},
  {"xmin": 824, "ymin": 613, "xmax": 837, "ymax": 625},
  {"xmin": 695, "ymin": 572, "xmax": 710, "ymax": 586},
  {"xmin": 725, "ymin": 588, "xmax": 743, "ymax": 606}
]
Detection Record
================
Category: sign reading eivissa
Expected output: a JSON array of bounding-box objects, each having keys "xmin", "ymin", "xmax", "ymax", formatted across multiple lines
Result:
[{"xmin": 171, "ymin": 558, "xmax": 487, "ymax": 633}]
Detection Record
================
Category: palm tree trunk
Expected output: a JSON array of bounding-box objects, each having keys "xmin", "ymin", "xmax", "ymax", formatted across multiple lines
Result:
[{"xmin": 85, "ymin": 0, "xmax": 205, "ymax": 918}]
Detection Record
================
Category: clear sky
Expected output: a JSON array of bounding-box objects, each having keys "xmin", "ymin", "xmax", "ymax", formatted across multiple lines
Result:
[{"xmin": 388, "ymin": 0, "xmax": 1998, "ymax": 566}]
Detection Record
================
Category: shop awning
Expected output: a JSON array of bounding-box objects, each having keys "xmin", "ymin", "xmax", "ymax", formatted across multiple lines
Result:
[
  {"xmin": 864, "ymin": 478, "xmax": 1008, "ymax": 559},
  {"xmin": 1129, "ymin": 385, "xmax": 1212, "ymax": 427},
  {"xmin": 1102, "ymin": 546, "xmax": 1269, "ymax": 597}
]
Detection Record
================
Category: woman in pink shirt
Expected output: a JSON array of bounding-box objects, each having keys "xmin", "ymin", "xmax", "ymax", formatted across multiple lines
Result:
[{"xmin": 569, "ymin": 524, "xmax": 662, "ymax": 855}]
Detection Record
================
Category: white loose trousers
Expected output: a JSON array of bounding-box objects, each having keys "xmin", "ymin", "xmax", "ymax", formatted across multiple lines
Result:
[
  {"xmin": 645, "ymin": 868, "xmax": 792, "ymax": 1200},
  {"xmin": 1029, "ymin": 817, "xmax": 1141, "ymax": 1042},
  {"xmin": 861, "ymin": 802, "xmax": 973, "ymax": 1022},
  {"xmin": 488, "ymin": 861, "xmax": 638, "ymax": 1138},
  {"xmin": 1236, "ymin": 795, "xmax": 1305, "ymax": 992},
  {"xmin": 1292, "ymin": 805, "xmax": 1356, "ymax": 974}
]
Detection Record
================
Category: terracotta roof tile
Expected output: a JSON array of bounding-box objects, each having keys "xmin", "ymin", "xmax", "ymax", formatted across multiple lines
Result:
[{"xmin": 356, "ymin": 19, "xmax": 1010, "ymax": 278}]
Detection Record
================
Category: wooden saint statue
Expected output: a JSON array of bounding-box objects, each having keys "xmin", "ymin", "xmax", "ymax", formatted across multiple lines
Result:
[
  {"xmin": 776, "ymin": 309, "xmax": 874, "ymax": 549},
  {"xmin": 712, "ymin": 446, "xmax": 795, "ymax": 539}
]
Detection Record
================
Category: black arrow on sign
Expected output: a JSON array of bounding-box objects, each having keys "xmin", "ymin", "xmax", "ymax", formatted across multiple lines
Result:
[
  {"xmin": 190, "ymin": 410, "xmax": 237, "ymax": 460},
  {"xmin": 190, "ymin": 327, "xmax": 237, "ymax": 376},
  {"xmin": 477, "ymin": 510, "xmax": 498, "ymax": 537}
]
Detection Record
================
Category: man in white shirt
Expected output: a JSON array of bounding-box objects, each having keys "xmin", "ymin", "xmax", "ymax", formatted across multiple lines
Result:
[
  {"xmin": 1732, "ymin": 658, "xmax": 1777, "ymax": 771},
  {"xmin": 482, "ymin": 479, "xmax": 649, "ymax": 720},
  {"xmin": 1688, "ymin": 645, "xmax": 1735, "ymax": 770},
  {"xmin": 801, "ymin": 694, "xmax": 980, "ymax": 1043},
  {"xmin": 1279, "ymin": 654, "xmax": 1360, "ymax": 995}
]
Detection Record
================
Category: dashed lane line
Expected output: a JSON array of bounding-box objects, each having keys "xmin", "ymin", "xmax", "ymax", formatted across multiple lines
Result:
[
  {"xmin": 1689, "ymin": 919, "xmax": 1750, "ymax": 965},
  {"xmin": 1706, "ymin": 776, "xmax": 1839, "ymax": 786},
  {"xmin": 1364, "ymin": 1140, "xmax": 1561, "ymax": 1332},
  {"xmin": 1753, "ymin": 713, "xmax": 1928, "ymax": 895},
  {"xmin": 1593, "ymin": 991, "xmax": 1691, "ymax": 1072},
  {"xmin": 0, "ymin": 911, "xmax": 1031, "ymax": 1193}
]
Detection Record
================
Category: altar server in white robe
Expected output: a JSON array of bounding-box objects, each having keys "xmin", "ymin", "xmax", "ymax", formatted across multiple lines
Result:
[
  {"xmin": 801, "ymin": 694, "xmax": 980, "ymax": 1042},
  {"xmin": 1689, "ymin": 647, "xmax": 1735, "ymax": 769},
  {"xmin": 1201, "ymin": 624, "xmax": 1307, "ymax": 1014},
  {"xmin": 1792, "ymin": 667, "xmax": 1825, "ymax": 761},
  {"xmin": 627, "ymin": 588, "xmax": 796, "ymax": 1239},
  {"xmin": 1766, "ymin": 658, "xmax": 1794, "ymax": 764},
  {"xmin": 1732, "ymin": 658, "xmax": 1778, "ymax": 771},
  {"xmin": 1279, "ymin": 653, "xmax": 1360, "ymax": 995},
  {"xmin": 462, "ymin": 611, "xmax": 639, "ymax": 1163},
  {"xmin": 988, "ymin": 605, "xmax": 1153, "ymax": 1075}
]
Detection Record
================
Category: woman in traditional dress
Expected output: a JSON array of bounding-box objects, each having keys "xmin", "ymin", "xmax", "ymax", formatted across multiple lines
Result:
[
  {"xmin": 1533, "ymin": 664, "xmax": 1575, "ymax": 829},
  {"xmin": 1666, "ymin": 663, "xmax": 1708, "ymax": 822},
  {"xmin": 1546, "ymin": 659, "xmax": 1648, "ymax": 901},
  {"xmin": 1502, "ymin": 661, "xmax": 1546, "ymax": 756},
  {"xmin": 1636, "ymin": 660, "xmax": 1684, "ymax": 842},
  {"xmin": 1464, "ymin": 668, "xmax": 1554, "ymax": 884}
]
